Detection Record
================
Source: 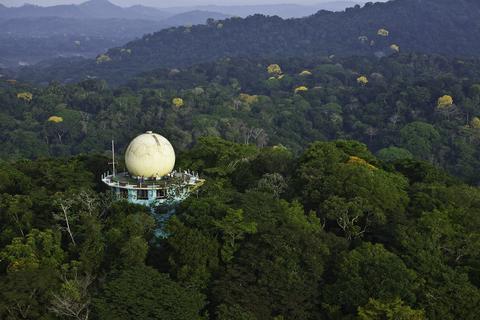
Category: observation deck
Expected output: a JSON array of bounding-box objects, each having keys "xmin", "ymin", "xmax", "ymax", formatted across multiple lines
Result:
[{"xmin": 101, "ymin": 170, "xmax": 204, "ymax": 207}]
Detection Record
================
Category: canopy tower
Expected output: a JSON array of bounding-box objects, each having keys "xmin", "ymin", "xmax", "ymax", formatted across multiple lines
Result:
[{"xmin": 102, "ymin": 131, "xmax": 204, "ymax": 209}]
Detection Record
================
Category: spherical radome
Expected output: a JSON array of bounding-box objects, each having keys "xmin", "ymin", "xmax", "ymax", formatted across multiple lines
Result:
[{"xmin": 125, "ymin": 131, "xmax": 175, "ymax": 178}]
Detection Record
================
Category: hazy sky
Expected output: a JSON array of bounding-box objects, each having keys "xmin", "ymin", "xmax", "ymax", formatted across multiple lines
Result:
[{"xmin": 0, "ymin": 0, "xmax": 387, "ymax": 8}]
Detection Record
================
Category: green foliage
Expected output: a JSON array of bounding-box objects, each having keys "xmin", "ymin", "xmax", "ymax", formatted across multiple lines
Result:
[
  {"xmin": 22, "ymin": 0, "xmax": 480, "ymax": 83},
  {"xmin": 0, "ymin": 229, "xmax": 64, "ymax": 319},
  {"xmin": 325, "ymin": 243, "xmax": 418, "ymax": 314},
  {"xmin": 298, "ymin": 140, "xmax": 409, "ymax": 241},
  {"xmin": 376, "ymin": 147, "xmax": 413, "ymax": 162},
  {"xmin": 0, "ymin": 125, "xmax": 479, "ymax": 319},
  {"xmin": 400, "ymin": 122, "xmax": 441, "ymax": 161},
  {"xmin": 0, "ymin": 229, "xmax": 64, "ymax": 271},
  {"xmin": 93, "ymin": 266, "xmax": 205, "ymax": 320},
  {"xmin": 357, "ymin": 298, "xmax": 425, "ymax": 320},
  {"xmin": 213, "ymin": 208, "xmax": 257, "ymax": 262},
  {"xmin": 166, "ymin": 217, "xmax": 220, "ymax": 289},
  {"xmin": 5, "ymin": 53, "xmax": 480, "ymax": 183},
  {"xmin": 216, "ymin": 303, "xmax": 257, "ymax": 320},
  {"xmin": 212, "ymin": 193, "xmax": 330, "ymax": 320}
]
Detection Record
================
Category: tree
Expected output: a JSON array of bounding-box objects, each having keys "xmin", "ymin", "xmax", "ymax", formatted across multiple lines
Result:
[
  {"xmin": 390, "ymin": 44, "xmax": 400, "ymax": 53},
  {"xmin": 297, "ymin": 141, "xmax": 347, "ymax": 210},
  {"xmin": 0, "ymin": 229, "xmax": 64, "ymax": 271},
  {"xmin": 172, "ymin": 97, "xmax": 184, "ymax": 108},
  {"xmin": 376, "ymin": 147, "xmax": 413, "ymax": 162},
  {"xmin": 0, "ymin": 194, "xmax": 33, "ymax": 238},
  {"xmin": 50, "ymin": 262, "xmax": 93, "ymax": 320},
  {"xmin": 48, "ymin": 116, "xmax": 63, "ymax": 123},
  {"xmin": 103, "ymin": 202, "xmax": 155, "ymax": 268},
  {"xmin": 0, "ymin": 267, "xmax": 60, "ymax": 320},
  {"xmin": 400, "ymin": 122, "xmax": 440, "ymax": 161},
  {"xmin": 0, "ymin": 229, "xmax": 64, "ymax": 319},
  {"xmin": 357, "ymin": 76, "xmax": 369, "ymax": 85},
  {"xmin": 437, "ymin": 95, "xmax": 453, "ymax": 108},
  {"xmin": 95, "ymin": 54, "xmax": 111, "ymax": 64},
  {"xmin": 254, "ymin": 173, "xmax": 287, "ymax": 198},
  {"xmin": 267, "ymin": 64, "xmax": 282, "ymax": 76},
  {"xmin": 298, "ymin": 141, "xmax": 408, "ymax": 239},
  {"xmin": 166, "ymin": 218, "xmax": 220, "ymax": 290},
  {"xmin": 93, "ymin": 266, "xmax": 205, "ymax": 320},
  {"xmin": 213, "ymin": 208, "xmax": 257, "ymax": 263},
  {"xmin": 436, "ymin": 95, "xmax": 456, "ymax": 119},
  {"xmin": 357, "ymin": 298, "xmax": 425, "ymax": 320},
  {"xmin": 212, "ymin": 196, "xmax": 330, "ymax": 320},
  {"xmin": 324, "ymin": 243, "xmax": 418, "ymax": 314},
  {"xmin": 294, "ymin": 86, "xmax": 308, "ymax": 93},
  {"xmin": 16, "ymin": 92, "xmax": 33, "ymax": 102},
  {"xmin": 53, "ymin": 190, "xmax": 110, "ymax": 247},
  {"xmin": 398, "ymin": 200, "xmax": 480, "ymax": 319},
  {"xmin": 322, "ymin": 196, "xmax": 374, "ymax": 240},
  {"xmin": 471, "ymin": 116, "xmax": 480, "ymax": 129},
  {"xmin": 216, "ymin": 303, "xmax": 257, "ymax": 320},
  {"xmin": 377, "ymin": 28, "xmax": 389, "ymax": 37},
  {"xmin": 182, "ymin": 136, "xmax": 259, "ymax": 177}
]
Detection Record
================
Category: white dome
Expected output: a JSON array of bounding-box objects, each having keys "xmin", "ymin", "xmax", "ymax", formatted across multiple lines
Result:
[{"xmin": 125, "ymin": 131, "xmax": 175, "ymax": 178}]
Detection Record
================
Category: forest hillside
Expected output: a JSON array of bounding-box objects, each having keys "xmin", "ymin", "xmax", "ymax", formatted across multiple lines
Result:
[
  {"xmin": 22, "ymin": 0, "xmax": 480, "ymax": 83},
  {"xmin": 1, "ymin": 137, "xmax": 479, "ymax": 319}
]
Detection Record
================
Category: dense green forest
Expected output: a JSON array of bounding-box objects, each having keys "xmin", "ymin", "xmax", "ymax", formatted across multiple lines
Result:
[
  {"xmin": 5, "ymin": 53, "xmax": 480, "ymax": 183},
  {"xmin": 19, "ymin": 0, "xmax": 480, "ymax": 83},
  {"xmin": 2, "ymin": 0, "xmax": 480, "ymax": 317},
  {"xmin": 0, "ymin": 136, "xmax": 479, "ymax": 319}
]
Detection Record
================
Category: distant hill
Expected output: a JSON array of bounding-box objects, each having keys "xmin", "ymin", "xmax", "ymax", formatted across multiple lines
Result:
[
  {"xmin": 161, "ymin": 10, "xmax": 230, "ymax": 27},
  {"xmin": 0, "ymin": 0, "xmax": 359, "ymax": 20},
  {"xmin": 0, "ymin": 0, "xmax": 169, "ymax": 20},
  {"xmin": 161, "ymin": 1, "xmax": 362, "ymax": 18},
  {"xmin": 0, "ymin": 0, "xmax": 229, "ymax": 68},
  {"xmin": 0, "ymin": 17, "xmax": 166, "ymax": 37},
  {"xmin": 21, "ymin": 0, "xmax": 480, "ymax": 83},
  {"xmin": 0, "ymin": 17, "xmax": 167, "ymax": 68}
]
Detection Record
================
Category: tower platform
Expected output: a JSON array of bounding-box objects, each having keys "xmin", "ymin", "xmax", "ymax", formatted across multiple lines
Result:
[{"xmin": 101, "ymin": 170, "xmax": 204, "ymax": 207}]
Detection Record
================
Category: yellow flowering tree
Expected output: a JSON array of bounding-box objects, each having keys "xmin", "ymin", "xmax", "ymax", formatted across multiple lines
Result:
[
  {"xmin": 299, "ymin": 70, "xmax": 312, "ymax": 76},
  {"xmin": 17, "ymin": 92, "xmax": 33, "ymax": 102},
  {"xmin": 471, "ymin": 117, "xmax": 480, "ymax": 129},
  {"xmin": 96, "ymin": 54, "xmax": 112, "ymax": 64},
  {"xmin": 267, "ymin": 64, "xmax": 282, "ymax": 76},
  {"xmin": 294, "ymin": 86, "xmax": 308, "ymax": 94},
  {"xmin": 357, "ymin": 76, "xmax": 369, "ymax": 86},
  {"xmin": 347, "ymin": 156, "xmax": 377, "ymax": 170},
  {"xmin": 437, "ymin": 95, "xmax": 454, "ymax": 109},
  {"xmin": 377, "ymin": 28, "xmax": 389, "ymax": 37},
  {"xmin": 390, "ymin": 44, "xmax": 400, "ymax": 52},
  {"xmin": 48, "ymin": 116, "xmax": 64, "ymax": 123},
  {"xmin": 172, "ymin": 97, "xmax": 184, "ymax": 108},
  {"xmin": 239, "ymin": 93, "xmax": 259, "ymax": 105}
]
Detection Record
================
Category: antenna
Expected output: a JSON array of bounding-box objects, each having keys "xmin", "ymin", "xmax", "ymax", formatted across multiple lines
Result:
[{"xmin": 109, "ymin": 139, "xmax": 118, "ymax": 176}]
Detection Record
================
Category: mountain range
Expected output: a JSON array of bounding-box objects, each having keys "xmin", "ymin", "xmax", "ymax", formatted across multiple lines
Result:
[
  {"xmin": 18, "ymin": 0, "xmax": 480, "ymax": 84},
  {"xmin": 160, "ymin": 2, "xmax": 363, "ymax": 18},
  {"xmin": 0, "ymin": 0, "xmax": 170, "ymax": 20},
  {"xmin": 0, "ymin": 0, "xmax": 364, "ymax": 69},
  {"xmin": 0, "ymin": 0, "xmax": 362, "ymax": 20},
  {"xmin": 0, "ymin": 0, "xmax": 234, "ymax": 68}
]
